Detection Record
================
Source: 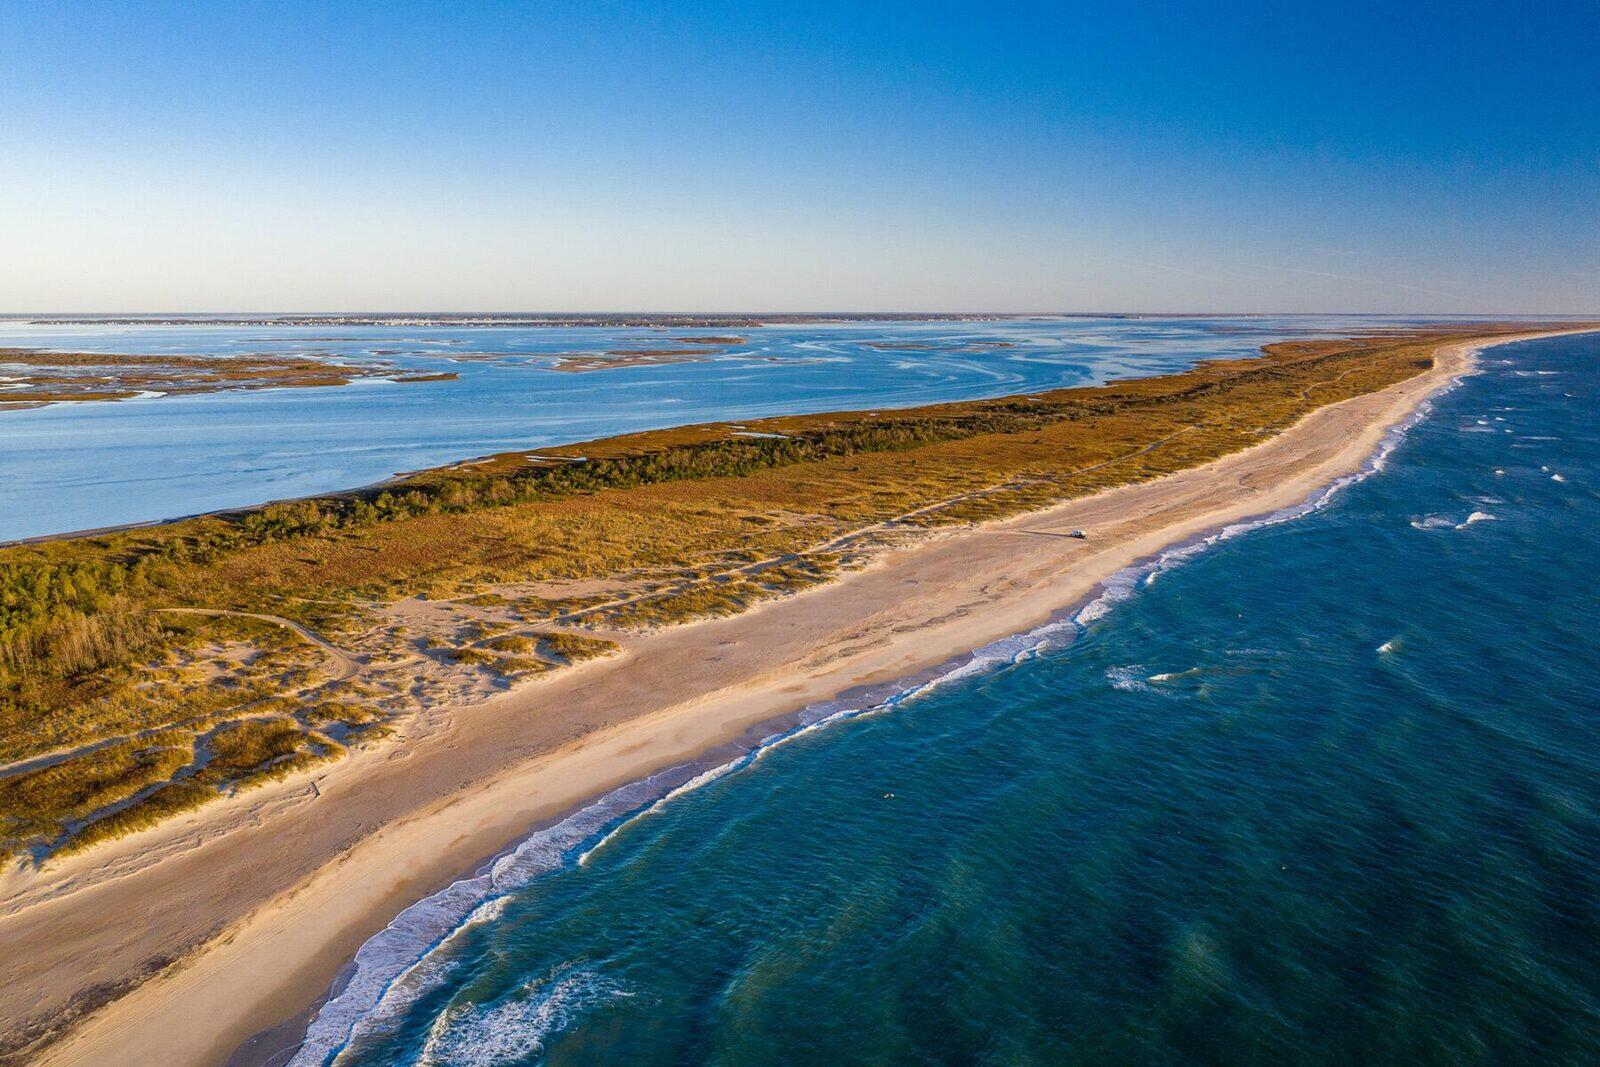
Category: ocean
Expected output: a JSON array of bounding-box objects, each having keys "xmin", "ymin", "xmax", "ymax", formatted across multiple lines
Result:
[
  {"xmin": 0, "ymin": 315, "xmax": 1496, "ymax": 541},
  {"xmin": 283, "ymin": 331, "xmax": 1600, "ymax": 1067}
]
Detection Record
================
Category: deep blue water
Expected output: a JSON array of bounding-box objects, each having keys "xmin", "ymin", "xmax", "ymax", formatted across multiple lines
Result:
[
  {"xmin": 301, "ymin": 333, "xmax": 1599, "ymax": 1066},
  {"xmin": 0, "ymin": 315, "xmax": 1488, "ymax": 541}
]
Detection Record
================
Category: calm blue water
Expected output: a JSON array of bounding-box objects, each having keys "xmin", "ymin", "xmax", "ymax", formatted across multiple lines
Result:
[
  {"xmin": 0, "ymin": 315, "xmax": 1483, "ymax": 541},
  {"xmin": 295, "ymin": 331, "xmax": 1600, "ymax": 1066}
]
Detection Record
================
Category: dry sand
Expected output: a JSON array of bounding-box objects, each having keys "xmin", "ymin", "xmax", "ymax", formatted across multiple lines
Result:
[{"xmin": 0, "ymin": 330, "xmax": 1582, "ymax": 1066}]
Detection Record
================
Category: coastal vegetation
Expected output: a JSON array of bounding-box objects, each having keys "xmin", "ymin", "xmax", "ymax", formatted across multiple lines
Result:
[{"xmin": 0, "ymin": 327, "xmax": 1543, "ymax": 863}]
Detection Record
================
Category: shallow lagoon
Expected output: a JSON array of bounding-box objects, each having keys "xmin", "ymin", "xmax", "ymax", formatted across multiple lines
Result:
[{"xmin": 2, "ymin": 315, "xmax": 1473, "ymax": 541}]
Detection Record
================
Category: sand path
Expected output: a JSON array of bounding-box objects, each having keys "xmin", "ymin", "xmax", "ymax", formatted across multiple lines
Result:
[{"xmin": 156, "ymin": 609, "xmax": 361, "ymax": 682}]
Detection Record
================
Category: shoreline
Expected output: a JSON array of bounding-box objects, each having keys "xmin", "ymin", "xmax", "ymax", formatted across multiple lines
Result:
[
  {"xmin": 285, "ymin": 331, "xmax": 1471, "ymax": 1065},
  {"xmin": 6, "ymin": 328, "xmax": 1588, "ymax": 1066}
]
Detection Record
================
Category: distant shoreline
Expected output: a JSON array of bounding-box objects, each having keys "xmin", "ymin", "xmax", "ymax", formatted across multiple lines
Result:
[
  {"xmin": 9, "ymin": 312, "xmax": 1015, "ymax": 328},
  {"xmin": 5, "ymin": 312, "xmax": 1580, "ymax": 329}
]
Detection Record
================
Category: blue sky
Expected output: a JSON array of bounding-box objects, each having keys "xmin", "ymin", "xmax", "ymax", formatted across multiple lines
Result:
[{"xmin": 2, "ymin": 0, "xmax": 1596, "ymax": 312}]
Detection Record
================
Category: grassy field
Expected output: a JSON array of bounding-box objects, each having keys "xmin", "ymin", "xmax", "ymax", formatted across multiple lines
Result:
[{"xmin": 0, "ymin": 326, "xmax": 1548, "ymax": 863}]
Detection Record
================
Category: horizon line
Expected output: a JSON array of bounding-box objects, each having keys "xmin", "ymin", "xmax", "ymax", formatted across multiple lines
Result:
[{"xmin": 4, "ymin": 310, "xmax": 1599, "ymax": 320}]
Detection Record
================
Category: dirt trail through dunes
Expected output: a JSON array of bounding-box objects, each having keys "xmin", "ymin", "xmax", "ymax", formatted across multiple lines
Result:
[{"xmin": 155, "ymin": 609, "xmax": 361, "ymax": 682}]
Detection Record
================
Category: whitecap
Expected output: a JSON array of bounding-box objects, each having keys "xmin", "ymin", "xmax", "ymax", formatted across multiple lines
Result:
[
  {"xmin": 1410, "ymin": 515, "xmax": 1453, "ymax": 530},
  {"xmin": 1106, "ymin": 666, "xmax": 1156, "ymax": 693},
  {"xmin": 1456, "ymin": 511, "xmax": 1496, "ymax": 529},
  {"xmin": 417, "ymin": 965, "xmax": 630, "ymax": 1067}
]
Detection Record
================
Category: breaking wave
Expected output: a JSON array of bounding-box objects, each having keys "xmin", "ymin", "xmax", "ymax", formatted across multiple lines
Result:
[{"xmin": 417, "ymin": 965, "xmax": 631, "ymax": 1067}]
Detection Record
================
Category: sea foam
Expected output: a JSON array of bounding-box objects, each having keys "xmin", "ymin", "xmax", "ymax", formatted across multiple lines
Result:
[{"xmin": 417, "ymin": 965, "xmax": 630, "ymax": 1067}]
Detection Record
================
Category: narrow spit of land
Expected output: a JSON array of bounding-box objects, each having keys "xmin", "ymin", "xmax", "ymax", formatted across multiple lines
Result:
[
  {"xmin": 0, "ymin": 349, "xmax": 405, "ymax": 409},
  {"xmin": 0, "ymin": 325, "xmax": 1588, "ymax": 1065}
]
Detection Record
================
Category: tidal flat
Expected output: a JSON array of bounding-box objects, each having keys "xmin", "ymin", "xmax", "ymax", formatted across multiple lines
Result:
[{"xmin": 0, "ymin": 348, "xmax": 394, "ymax": 409}]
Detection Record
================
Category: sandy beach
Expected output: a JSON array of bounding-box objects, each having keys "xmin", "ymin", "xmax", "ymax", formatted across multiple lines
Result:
[{"xmin": 0, "ymin": 329, "xmax": 1581, "ymax": 1066}]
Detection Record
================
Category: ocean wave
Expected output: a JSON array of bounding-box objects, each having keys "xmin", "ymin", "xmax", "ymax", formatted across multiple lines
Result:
[
  {"xmin": 1109, "ymin": 664, "xmax": 1206, "ymax": 693},
  {"xmin": 1147, "ymin": 667, "xmax": 1202, "ymax": 683},
  {"xmin": 417, "ymin": 965, "xmax": 631, "ymax": 1067},
  {"xmin": 1410, "ymin": 510, "xmax": 1495, "ymax": 531},
  {"xmin": 289, "ymin": 359, "xmax": 1465, "ymax": 1064},
  {"xmin": 1106, "ymin": 665, "xmax": 1157, "ymax": 693}
]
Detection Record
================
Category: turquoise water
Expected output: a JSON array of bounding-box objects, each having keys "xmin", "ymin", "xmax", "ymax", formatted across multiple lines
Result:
[
  {"xmin": 299, "ymin": 332, "xmax": 1600, "ymax": 1066},
  {"xmin": 0, "ymin": 315, "xmax": 1484, "ymax": 541}
]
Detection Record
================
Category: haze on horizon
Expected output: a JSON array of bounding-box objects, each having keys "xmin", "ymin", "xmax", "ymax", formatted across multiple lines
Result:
[{"xmin": 2, "ymin": 0, "xmax": 1596, "ymax": 316}]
